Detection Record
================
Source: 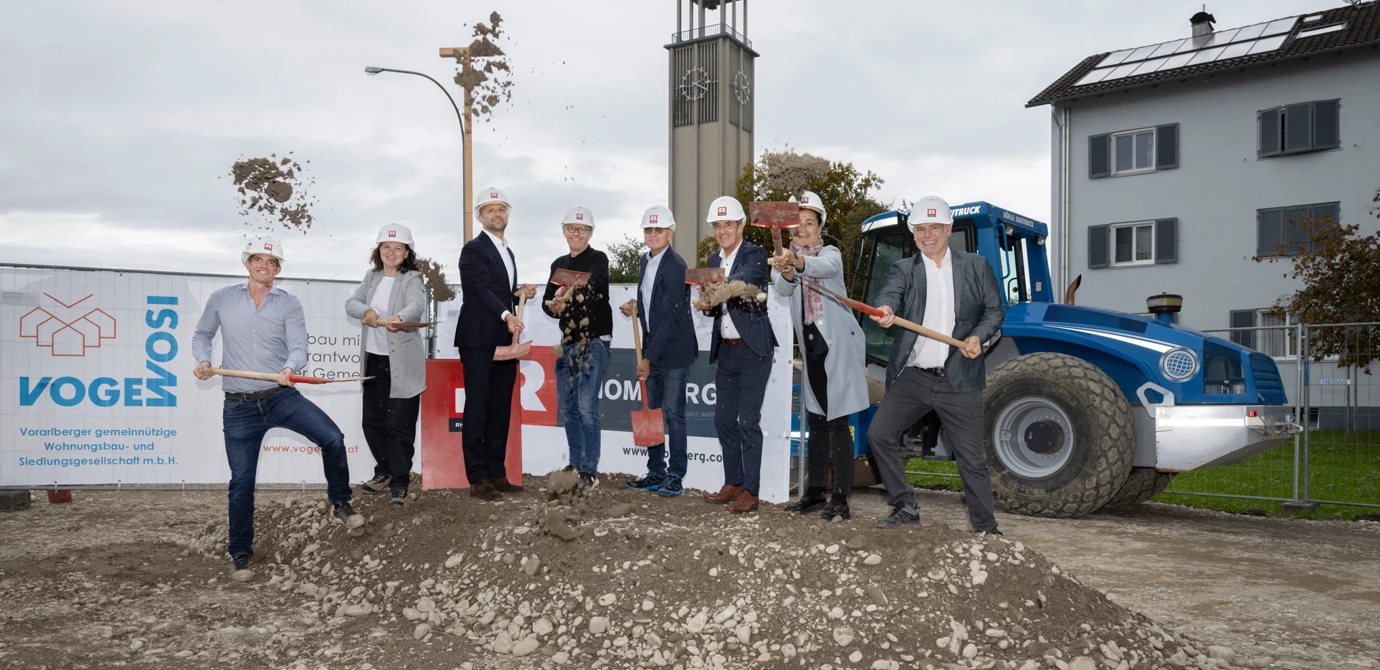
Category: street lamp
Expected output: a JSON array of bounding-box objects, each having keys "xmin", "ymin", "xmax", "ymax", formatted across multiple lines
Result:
[{"xmin": 363, "ymin": 65, "xmax": 474, "ymax": 241}]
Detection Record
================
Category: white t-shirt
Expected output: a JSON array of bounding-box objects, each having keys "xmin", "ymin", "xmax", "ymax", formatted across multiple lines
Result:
[{"xmin": 366, "ymin": 275, "xmax": 395, "ymax": 356}]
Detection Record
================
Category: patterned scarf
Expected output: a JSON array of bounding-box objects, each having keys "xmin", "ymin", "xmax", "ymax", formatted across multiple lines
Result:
[{"xmin": 791, "ymin": 241, "xmax": 824, "ymax": 324}]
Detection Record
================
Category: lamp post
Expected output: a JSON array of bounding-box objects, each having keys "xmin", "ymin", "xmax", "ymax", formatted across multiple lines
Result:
[{"xmin": 364, "ymin": 65, "xmax": 474, "ymax": 241}]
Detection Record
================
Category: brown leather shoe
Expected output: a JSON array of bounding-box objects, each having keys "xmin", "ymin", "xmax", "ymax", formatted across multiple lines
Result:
[
  {"xmin": 488, "ymin": 478, "xmax": 525, "ymax": 493},
  {"xmin": 728, "ymin": 491, "xmax": 759, "ymax": 513},
  {"xmin": 704, "ymin": 484, "xmax": 743, "ymax": 504},
  {"xmin": 468, "ymin": 479, "xmax": 502, "ymax": 501}
]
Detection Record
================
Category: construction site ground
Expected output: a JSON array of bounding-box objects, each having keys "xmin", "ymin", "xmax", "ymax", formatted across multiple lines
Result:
[{"xmin": 1, "ymin": 480, "xmax": 1377, "ymax": 670}]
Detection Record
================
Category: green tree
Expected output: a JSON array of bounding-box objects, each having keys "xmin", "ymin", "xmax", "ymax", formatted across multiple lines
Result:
[
  {"xmin": 693, "ymin": 151, "xmax": 886, "ymax": 296},
  {"xmin": 607, "ymin": 235, "xmax": 647, "ymax": 284},
  {"xmin": 1256, "ymin": 194, "xmax": 1380, "ymax": 372}
]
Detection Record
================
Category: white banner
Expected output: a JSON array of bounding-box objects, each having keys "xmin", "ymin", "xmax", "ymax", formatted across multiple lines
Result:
[{"xmin": 1, "ymin": 266, "xmax": 377, "ymax": 487}]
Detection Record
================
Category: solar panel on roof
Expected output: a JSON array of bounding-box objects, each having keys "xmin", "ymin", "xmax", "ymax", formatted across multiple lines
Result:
[{"xmin": 1072, "ymin": 16, "xmax": 1301, "ymax": 87}]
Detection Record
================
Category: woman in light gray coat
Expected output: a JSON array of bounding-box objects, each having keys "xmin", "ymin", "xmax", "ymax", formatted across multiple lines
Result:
[
  {"xmin": 345, "ymin": 224, "xmax": 428, "ymax": 504},
  {"xmin": 770, "ymin": 191, "xmax": 869, "ymax": 521}
]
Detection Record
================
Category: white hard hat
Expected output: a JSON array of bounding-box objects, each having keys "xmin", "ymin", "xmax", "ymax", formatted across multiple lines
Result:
[
  {"xmin": 561, "ymin": 206, "xmax": 595, "ymax": 227},
  {"xmin": 475, "ymin": 187, "xmax": 511, "ymax": 218},
  {"xmin": 798, "ymin": 190, "xmax": 827, "ymax": 224},
  {"xmin": 640, "ymin": 205, "xmax": 675, "ymax": 230},
  {"xmin": 909, "ymin": 195, "xmax": 954, "ymax": 228},
  {"xmin": 706, "ymin": 195, "xmax": 745, "ymax": 223},
  {"xmin": 242, "ymin": 236, "xmax": 285, "ymax": 264},
  {"xmin": 376, "ymin": 224, "xmax": 414, "ymax": 247}
]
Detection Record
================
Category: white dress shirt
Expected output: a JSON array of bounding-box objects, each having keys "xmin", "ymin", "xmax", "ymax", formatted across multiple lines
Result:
[
  {"xmin": 481, "ymin": 227, "xmax": 516, "ymax": 322},
  {"xmin": 365, "ymin": 275, "xmax": 394, "ymax": 356},
  {"xmin": 718, "ymin": 243, "xmax": 743, "ymax": 340},
  {"xmin": 642, "ymin": 248, "xmax": 665, "ymax": 317},
  {"xmin": 907, "ymin": 249, "xmax": 956, "ymax": 369}
]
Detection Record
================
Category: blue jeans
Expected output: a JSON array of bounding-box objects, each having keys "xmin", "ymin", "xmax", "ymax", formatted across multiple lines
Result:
[
  {"xmin": 644, "ymin": 364, "xmax": 689, "ymax": 479},
  {"xmin": 223, "ymin": 387, "xmax": 353, "ymax": 557},
  {"xmin": 556, "ymin": 339, "xmax": 610, "ymax": 475}
]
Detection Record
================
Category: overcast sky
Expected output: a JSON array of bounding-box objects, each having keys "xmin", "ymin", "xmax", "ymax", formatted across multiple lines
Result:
[{"xmin": 0, "ymin": 0, "xmax": 1333, "ymax": 283}]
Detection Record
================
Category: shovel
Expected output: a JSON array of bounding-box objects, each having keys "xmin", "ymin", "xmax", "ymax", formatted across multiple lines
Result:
[
  {"xmin": 749, "ymin": 201, "xmax": 801, "ymax": 255},
  {"xmin": 806, "ymin": 280, "xmax": 968, "ymax": 349},
  {"xmin": 684, "ymin": 267, "xmax": 726, "ymax": 287},
  {"xmin": 210, "ymin": 368, "xmax": 372, "ymax": 385},
  {"xmin": 493, "ymin": 289, "xmax": 533, "ymax": 361},
  {"xmin": 628, "ymin": 309, "xmax": 664, "ymax": 447},
  {"xmin": 549, "ymin": 268, "xmax": 591, "ymax": 292},
  {"xmin": 370, "ymin": 321, "xmax": 437, "ymax": 330}
]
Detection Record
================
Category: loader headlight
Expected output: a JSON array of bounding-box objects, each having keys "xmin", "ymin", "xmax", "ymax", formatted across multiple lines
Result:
[{"xmin": 1160, "ymin": 348, "xmax": 1198, "ymax": 381}]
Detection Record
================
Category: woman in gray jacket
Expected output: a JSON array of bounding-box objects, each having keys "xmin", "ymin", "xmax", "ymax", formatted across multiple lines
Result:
[
  {"xmin": 770, "ymin": 191, "xmax": 869, "ymax": 521},
  {"xmin": 345, "ymin": 224, "xmax": 428, "ymax": 504}
]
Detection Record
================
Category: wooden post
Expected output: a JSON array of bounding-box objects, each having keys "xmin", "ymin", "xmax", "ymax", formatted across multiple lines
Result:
[{"xmin": 462, "ymin": 50, "xmax": 474, "ymax": 243}]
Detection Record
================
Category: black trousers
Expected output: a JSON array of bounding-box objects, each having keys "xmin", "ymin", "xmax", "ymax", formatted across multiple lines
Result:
[
  {"xmin": 458, "ymin": 347, "xmax": 518, "ymax": 484},
  {"xmin": 361, "ymin": 354, "xmax": 421, "ymax": 490},
  {"xmin": 804, "ymin": 354, "xmax": 855, "ymax": 497}
]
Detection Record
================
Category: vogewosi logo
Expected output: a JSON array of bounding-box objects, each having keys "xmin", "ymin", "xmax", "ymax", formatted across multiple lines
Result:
[{"xmin": 19, "ymin": 295, "xmax": 180, "ymax": 408}]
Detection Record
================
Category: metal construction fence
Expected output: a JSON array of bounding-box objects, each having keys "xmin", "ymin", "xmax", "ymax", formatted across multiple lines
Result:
[{"xmin": 1166, "ymin": 321, "xmax": 1380, "ymax": 509}]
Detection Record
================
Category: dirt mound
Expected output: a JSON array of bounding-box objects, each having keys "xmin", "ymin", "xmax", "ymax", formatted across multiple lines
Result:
[{"xmin": 182, "ymin": 475, "xmax": 1223, "ymax": 669}]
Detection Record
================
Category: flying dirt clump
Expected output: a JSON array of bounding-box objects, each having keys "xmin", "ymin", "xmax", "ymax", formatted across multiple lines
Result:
[
  {"xmin": 414, "ymin": 256, "xmax": 455, "ymax": 302},
  {"xmin": 450, "ymin": 12, "xmax": 514, "ymax": 120},
  {"xmin": 229, "ymin": 154, "xmax": 318, "ymax": 232},
  {"xmin": 694, "ymin": 280, "xmax": 768, "ymax": 311}
]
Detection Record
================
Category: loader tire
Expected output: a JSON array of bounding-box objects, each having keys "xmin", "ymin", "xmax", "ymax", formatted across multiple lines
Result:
[
  {"xmin": 1099, "ymin": 467, "xmax": 1177, "ymax": 510},
  {"xmin": 983, "ymin": 352, "xmax": 1136, "ymax": 518}
]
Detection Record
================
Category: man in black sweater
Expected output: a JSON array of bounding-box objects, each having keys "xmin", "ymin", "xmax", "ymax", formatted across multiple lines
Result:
[{"xmin": 541, "ymin": 206, "xmax": 613, "ymax": 489}]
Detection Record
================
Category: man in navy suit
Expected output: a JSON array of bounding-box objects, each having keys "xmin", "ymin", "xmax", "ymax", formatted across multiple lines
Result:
[
  {"xmin": 621, "ymin": 206, "xmax": 698, "ymax": 497},
  {"xmin": 453, "ymin": 187, "xmax": 536, "ymax": 501},
  {"xmin": 697, "ymin": 196, "xmax": 777, "ymax": 514}
]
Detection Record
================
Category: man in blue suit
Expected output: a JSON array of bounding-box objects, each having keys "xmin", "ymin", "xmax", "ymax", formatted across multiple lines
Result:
[
  {"xmin": 453, "ymin": 187, "xmax": 536, "ymax": 501},
  {"xmin": 697, "ymin": 196, "xmax": 777, "ymax": 514},
  {"xmin": 621, "ymin": 206, "xmax": 698, "ymax": 497}
]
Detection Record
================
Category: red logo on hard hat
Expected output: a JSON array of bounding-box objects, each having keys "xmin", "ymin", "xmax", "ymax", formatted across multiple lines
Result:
[
  {"xmin": 649, "ymin": 214, "xmax": 658, "ymax": 223},
  {"xmin": 927, "ymin": 208, "xmax": 937, "ymax": 217},
  {"xmin": 575, "ymin": 213, "xmax": 584, "ymax": 220},
  {"xmin": 489, "ymin": 192, "xmax": 498, "ymax": 198},
  {"xmin": 717, "ymin": 206, "xmax": 728, "ymax": 216},
  {"xmin": 388, "ymin": 231, "xmax": 397, "ymax": 237},
  {"xmin": 264, "ymin": 243, "xmax": 273, "ymax": 251}
]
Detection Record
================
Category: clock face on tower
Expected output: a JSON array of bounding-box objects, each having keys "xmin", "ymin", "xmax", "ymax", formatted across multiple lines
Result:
[
  {"xmin": 679, "ymin": 67, "xmax": 710, "ymax": 101},
  {"xmin": 732, "ymin": 70, "xmax": 751, "ymax": 105}
]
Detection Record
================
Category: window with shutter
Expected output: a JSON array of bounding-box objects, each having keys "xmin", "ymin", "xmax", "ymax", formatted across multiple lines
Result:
[
  {"xmin": 1258, "ymin": 108, "xmax": 1282, "ymax": 157},
  {"xmin": 1155, "ymin": 124, "xmax": 1178, "ymax": 169},
  {"xmin": 1313, "ymin": 100, "xmax": 1340, "ymax": 149},
  {"xmin": 1087, "ymin": 225, "xmax": 1110, "ymax": 269},
  {"xmin": 1229, "ymin": 310, "xmax": 1257, "ymax": 350},
  {"xmin": 1257, "ymin": 208, "xmax": 1284, "ymax": 257},
  {"xmin": 1110, "ymin": 222, "xmax": 1155, "ymax": 267},
  {"xmin": 1284, "ymin": 103, "xmax": 1312, "ymax": 152},
  {"xmin": 1089, "ymin": 134, "xmax": 1110, "ymax": 179},
  {"xmin": 1154, "ymin": 218, "xmax": 1178, "ymax": 264}
]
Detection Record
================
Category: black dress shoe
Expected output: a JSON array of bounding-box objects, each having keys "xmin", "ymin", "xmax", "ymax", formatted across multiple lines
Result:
[
  {"xmin": 819, "ymin": 500, "xmax": 850, "ymax": 521},
  {"xmin": 488, "ymin": 478, "xmax": 525, "ymax": 493},
  {"xmin": 876, "ymin": 505, "xmax": 921, "ymax": 529},
  {"xmin": 784, "ymin": 493, "xmax": 826, "ymax": 514},
  {"xmin": 469, "ymin": 479, "xmax": 502, "ymax": 501}
]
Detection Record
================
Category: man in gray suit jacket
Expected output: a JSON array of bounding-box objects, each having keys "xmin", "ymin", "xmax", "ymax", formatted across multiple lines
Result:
[{"xmin": 866, "ymin": 195, "xmax": 1005, "ymax": 533}]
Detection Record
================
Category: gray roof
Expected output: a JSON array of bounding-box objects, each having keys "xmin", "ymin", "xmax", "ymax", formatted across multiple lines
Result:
[{"xmin": 1028, "ymin": 1, "xmax": 1380, "ymax": 107}]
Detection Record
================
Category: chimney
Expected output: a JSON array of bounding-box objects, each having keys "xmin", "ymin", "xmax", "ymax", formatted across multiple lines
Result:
[{"xmin": 1190, "ymin": 11, "xmax": 1216, "ymax": 37}]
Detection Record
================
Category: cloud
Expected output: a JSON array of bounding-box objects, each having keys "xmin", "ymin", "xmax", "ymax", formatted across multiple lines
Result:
[{"xmin": 0, "ymin": 0, "xmax": 1329, "ymax": 284}]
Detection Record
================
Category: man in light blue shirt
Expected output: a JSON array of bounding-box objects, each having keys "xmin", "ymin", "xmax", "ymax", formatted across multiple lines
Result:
[{"xmin": 192, "ymin": 237, "xmax": 365, "ymax": 583}]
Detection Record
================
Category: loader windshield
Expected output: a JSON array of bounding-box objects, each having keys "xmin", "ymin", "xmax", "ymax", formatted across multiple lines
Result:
[{"xmin": 859, "ymin": 232, "xmax": 906, "ymax": 364}]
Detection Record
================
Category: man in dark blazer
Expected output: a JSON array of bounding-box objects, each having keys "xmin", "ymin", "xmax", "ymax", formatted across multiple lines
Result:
[
  {"xmin": 454, "ymin": 187, "xmax": 536, "ymax": 501},
  {"xmin": 697, "ymin": 196, "xmax": 778, "ymax": 514},
  {"xmin": 866, "ymin": 195, "xmax": 1005, "ymax": 532},
  {"xmin": 621, "ymin": 206, "xmax": 698, "ymax": 497}
]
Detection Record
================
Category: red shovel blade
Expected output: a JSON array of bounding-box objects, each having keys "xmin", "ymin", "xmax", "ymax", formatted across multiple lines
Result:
[
  {"xmin": 631, "ymin": 379, "xmax": 664, "ymax": 447},
  {"xmin": 749, "ymin": 201, "xmax": 800, "ymax": 229},
  {"xmin": 550, "ymin": 268, "xmax": 591, "ymax": 289}
]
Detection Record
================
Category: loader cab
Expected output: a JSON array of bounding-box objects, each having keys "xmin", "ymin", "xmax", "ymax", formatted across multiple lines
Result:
[{"xmin": 852, "ymin": 202, "xmax": 1052, "ymax": 366}]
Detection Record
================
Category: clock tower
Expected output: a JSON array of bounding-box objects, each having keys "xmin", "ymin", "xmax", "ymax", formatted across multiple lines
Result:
[{"xmin": 666, "ymin": 0, "xmax": 757, "ymax": 262}]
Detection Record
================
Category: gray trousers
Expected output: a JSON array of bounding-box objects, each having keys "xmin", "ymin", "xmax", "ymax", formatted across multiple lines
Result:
[{"xmin": 866, "ymin": 367, "xmax": 999, "ymax": 533}]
